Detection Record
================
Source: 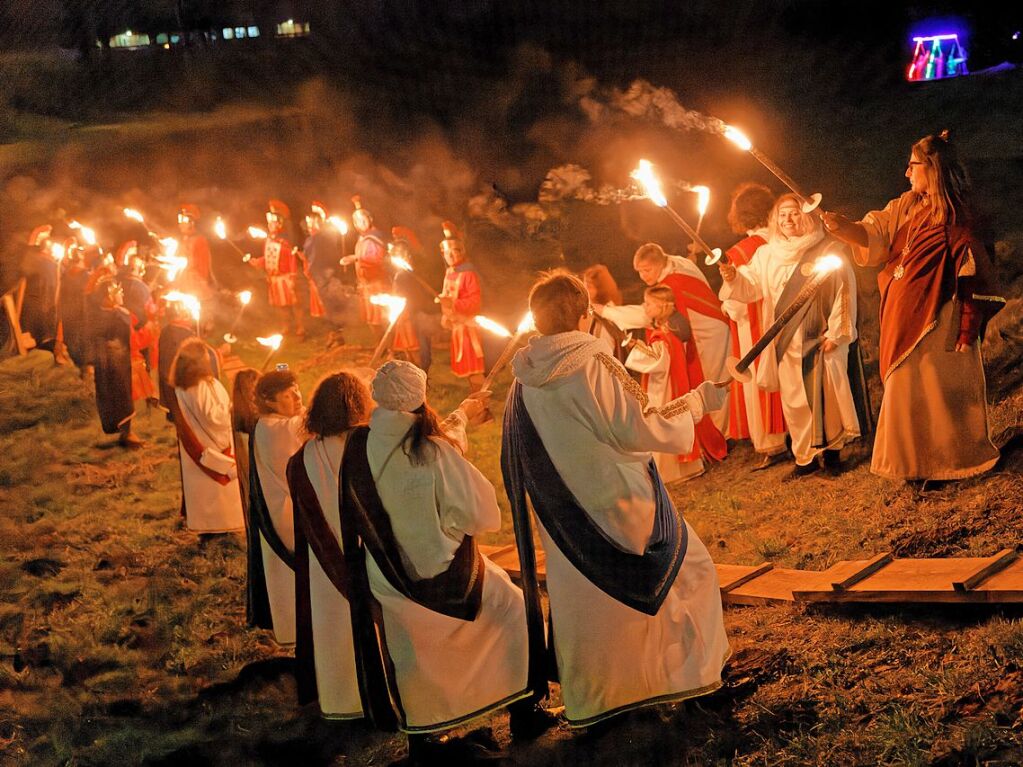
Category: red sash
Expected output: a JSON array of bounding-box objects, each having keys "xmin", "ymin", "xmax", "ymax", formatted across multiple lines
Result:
[
  {"xmin": 724, "ymin": 236, "xmax": 786, "ymax": 438},
  {"xmin": 646, "ymin": 328, "xmax": 727, "ymax": 463},
  {"xmin": 169, "ymin": 389, "xmax": 233, "ymax": 486}
]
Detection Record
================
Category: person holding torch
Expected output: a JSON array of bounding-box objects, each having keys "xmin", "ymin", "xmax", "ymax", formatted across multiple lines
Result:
[
  {"xmin": 718, "ymin": 194, "xmax": 864, "ymax": 478},
  {"xmin": 176, "ymin": 203, "xmax": 217, "ymax": 300},
  {"xmin": 245, "ymin": 199, "xmax": 305, "ymax": 338},
  {"xmin": 437, "ymin": 221, "xmax": 486, "ymax": 392}
]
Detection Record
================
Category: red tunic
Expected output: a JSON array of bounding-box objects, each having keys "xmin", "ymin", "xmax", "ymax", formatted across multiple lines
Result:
[
  {"xmin": 645, "ymin": 327, "xmax": 727, "ymax": 464},
  {"xmin": 355, "ymin": 232, "xmax": 388, "ymax": 326},
  {"xmin": 441, "ymin": 265, "xmax": 484, "ymax": 378},
  {"xmin": 724, "ymin": 235, "xmax": 785, "ymax": 440},
  {"xmin": 251, "ymin": 237, "xmax": 299, "ymax": 307}
]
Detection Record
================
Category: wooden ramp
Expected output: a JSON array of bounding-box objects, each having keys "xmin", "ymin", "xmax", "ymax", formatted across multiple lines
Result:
[{"xmin": 480, "ymin": 545, "xmax": 1023, "ymax": 606}]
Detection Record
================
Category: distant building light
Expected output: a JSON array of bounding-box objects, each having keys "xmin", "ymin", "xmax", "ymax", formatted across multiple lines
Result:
[
  {"xmin": 906, "ymin": 32, "xmax": 968, "ymax": 81},
  {"xmin": 276, "ymin": 19, "xmax": 310, "ymax": 37},
  {"xmin": 222, "ymin": 28, "xmax": 234, "ymax": 40},
  {"xmin": 110, "ymin": 30, "xmax": 151, "ymax": 48},
  {"xmin": 1014, "ymin": 31, "xmax": 1021, "ymax": 41},
  {"xmin": 235, "ymin": 27, "xmax": 246, "ymax": 38},
  {"xmin": 156, "ymin": 33, "xmax": 168, "ymax": 45},
  {"xmin": 248, "ymin": 26, "xmax": 260, "ymax": 37},
  {"xmin": 170, "ymin": 34, "xmax": 180, "ymax": 44}
]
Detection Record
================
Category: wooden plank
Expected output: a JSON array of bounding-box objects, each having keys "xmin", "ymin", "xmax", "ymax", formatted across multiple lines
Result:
[
  {"xmin": 953, "ymin": 549, "xmax": 1018, "ymax": 592},
  {"xmin": 831, "ymin": 552, "xmax": 892, "ymax": 591},
  {"xmin": 720, "ymin": 562, "xmax": 774, "ymax": 593},
  {"xmin": 725, "ymin": 568, "xmax": 815, "ymax": 605},
  {"xmin": 971, "ymin": 556, "xmax": 1023, "ymax": 592}
]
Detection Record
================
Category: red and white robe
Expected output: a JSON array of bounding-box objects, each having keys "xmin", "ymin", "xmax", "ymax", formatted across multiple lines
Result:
[
  {"xmin": 440, "ymin": 263, "xmax": 485, "ymax": 378},
  {"xmin": 251, "ymin": 237, "xmax": 299, "ymax": 307}
]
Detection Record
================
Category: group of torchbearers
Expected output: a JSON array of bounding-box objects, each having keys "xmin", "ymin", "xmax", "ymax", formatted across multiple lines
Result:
[{"xmin": 8, "ymin": 130, "xmax": 1005, "ymax": 763}]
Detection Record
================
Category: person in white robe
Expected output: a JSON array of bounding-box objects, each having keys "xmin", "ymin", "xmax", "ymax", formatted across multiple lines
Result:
[
  {"xmin": 599, "ymin": 243, "xmax": 731, "ymax": 431},
  {"xmin": 719, "ymin": 194, "xmax": 861, "ymax": 476},
  {"xmin": 251, "ymin": 369, "xmax": 306, "ymax": 645},
  {"xmin": 506, "ymin": 271, "xmax": 730, "ymax": 728},
  {"xmin": 169, "ymin": 338, "xmax": 244, "ymax": 534}
]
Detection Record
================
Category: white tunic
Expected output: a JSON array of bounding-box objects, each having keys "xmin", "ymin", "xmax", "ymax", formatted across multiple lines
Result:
[
  {"xmin": 362, "ymin": 408, "xmax": 530, "ymax": 732},
  {"xmin": 511, "ymin": 331, "xmax": 729, "ymax": 726},
  {"xmin": 253, "ymin": 414, "xmax": 306, "ymax": 645},
  {"xmin": 175, "ymin": 379, "xmax": 245, "ymax": 533},
  {"xmin": 720, "ymin": 234, "xmax": 861, "ymax": 465},
  {"xmin": 300, "ymin": 435, "xmax": 363, "ymax": 719},
  {"xmin": 721, "ymin": 229, "xmax": 788, "ymax": 455},
  {"xmin": 603, "ymin": 255, "xmax": 730, "ymax": 430}
]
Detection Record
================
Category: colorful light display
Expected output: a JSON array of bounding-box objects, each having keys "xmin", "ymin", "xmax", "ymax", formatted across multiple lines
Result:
[{"xmin": 907, "ymin": 34, "xmax": 968, "ymax": 81}]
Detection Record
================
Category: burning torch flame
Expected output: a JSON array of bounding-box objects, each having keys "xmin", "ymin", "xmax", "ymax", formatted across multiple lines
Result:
[
  {"xmin": 328, "ymin": 216, "xmax": 349, "ymax": 235},
  {"xmin": 631, "ymin": 160, "xmax": 668, "ymax": 208},
  {"xmin": 369, "ymin": 293, "xmax": 407, "ymax": 324},
  {"xmin": 155, "ymin": 255, "xmax": 188, "ymax": 282},
  {"xmin": 390, "ymin": 255, "xmax": 413, "ymax": 272},
  {"xmin": 51, "ymin": 243, "xmax": 66, "ymax": 263},
  {"xmin": 164, "ymin": 291, "xmax": 201, "ymax": 321},
  {"xmin": 257, "ymin": 334, "xmax": 284, "ymax": 351},
  {"xmin": 474, "ymin": 315, "xmax": 512, "ymax": 338},
  {"xmin": 159, "ymin": 237, "xmax": 179, "ymax": 257},
  {"xmin": 123, "ymin": 208, "xmax": 146, "ymax": 224},
  {"xmin": 692, "ymin": 185, "xmax": 711, "ymax": 216},
  {"xmin": 517, "ymin": 312, "xmax": 535, "ymax": 335},
  {"xmin": 723, "ymin": 125, "xmax": 753, "ymax": 152},
  {"xmin": 69, "ymin": 221, "xmax": 98, "ymax": 246},
  {"xmin": 813, "ymin": 254, "xmax": 844, "ymax": 275},
  {"xmin": 214, "ymin": 217, "xmax": 227, "ymax": 240},
  {"xmin": 239, "ymin": 290, "xmax": 252, "ymax": 306},
  {"xmin": 248, "ymin": 227, "xmax": 267, "ymax": 239}
]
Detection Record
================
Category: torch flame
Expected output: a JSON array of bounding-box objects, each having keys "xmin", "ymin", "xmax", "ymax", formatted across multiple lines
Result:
[
  {"xmin": 159, "ymin": 237, "xmax": 179, "ymax": 258},
  {"xmin": 257, "ymin": 334, "xmax": 284, "ymax": 351},
  {"xmin": 239, "ymin": 290, "xmax": 252, "ymax": 306},
  {"xmin": 163, "ymin": 291, "xmax": 201, "ymax": 321},
  {"xmin": 692, "ymin": 185, "xmax": 711, "ymax": 216},
  {"xmin": 813, "ymin": 254, "xmax": 844, "ymax": 274},
  {"xmin": 51, "ymin": 243, "xmax": 66, "ymax": 262},
  {"xmin": 517, "ymin": 312, "xmax": 535, "ymax": 335},
  {"xmin": 79, "ymin": 226, "xmax": 97, "ymax": 246},
  {"xmin": 630, "ymin": 160, "xmax": 668, "ymax": 208},
  {"xmin": 390, "ymin": 255, "xmax": 413, "ymax": 272},
  {"xmin": 369, "ymin": 293, "xmax": 407, "ymax": 324},
  {"xmin": 328, "ymin": 216, "xmax": 349, "ymax": 235},
  {"xmin": 723, "ymin": 125, "xmax": 753, "ymax": 152},
  {"xmin": 214, "ymin": 217, "xmax": 227, "ymax": 240},
  {"xmin": 155, "ymin": 254, "xmax": 188, "ymax": 281},
  {"xmin": 248, "ymin": 226, "xmax": 268, "ymax": 239},
  {"xmin": 474, "ymin": 315, "xmax": 512, "ymax": 338},
  {"xmin": 123, "ymin": 208, "xmax": 145, "ymax": 224}
]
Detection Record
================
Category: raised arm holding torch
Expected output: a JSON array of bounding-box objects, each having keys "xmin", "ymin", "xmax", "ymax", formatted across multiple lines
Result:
[
  {"xmin": 367, "ymin": 294, "xmax": 408, "ymax": 368},
  {"xmin": 479, "ymin": 312, "xmax": 534, "ymax": 392}
]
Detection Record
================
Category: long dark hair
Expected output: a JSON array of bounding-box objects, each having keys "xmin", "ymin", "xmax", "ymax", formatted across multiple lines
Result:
[
  {"xmin": 401, "ymin": 403, "xmax": 459, "ymax": 466},
  {"xmin": 231, "ymin": 368, "xmax": 260, "ymax": 434},
  {"xmin": 170, "ymin": 338, "xmax": 214, "ymax": 389},
  {"xmin": 305, "ymin": 372, "xmax": 372, "ymax": 438},
  {"xmin": 913, "ymin": 130, "xmax": 972, "ymax": 226}
]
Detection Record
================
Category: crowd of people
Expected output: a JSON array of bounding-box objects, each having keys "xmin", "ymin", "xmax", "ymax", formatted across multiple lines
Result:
[{"xmin": 4, "ymin": 132, "xmax": 1006, "ymax": 763}]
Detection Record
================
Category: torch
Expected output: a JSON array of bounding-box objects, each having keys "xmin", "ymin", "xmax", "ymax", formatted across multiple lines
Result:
[
  {"xmin": 479, "ymin": 312, "xmax": 534, "ymax": 392},
  {"xmin": 692, "ymin": 185, "xmax": 710, "ymax": 236},
  {"xmin": 214, "ymin": 217, "xmax": 248, "ymax": 257},
  {"xmin": 631, "ymin": 160, "xmax": 725, "ymax": 265},
  {"xmin": 68, "ymin": 221, "xmax": 99, "ymax": 248},
  {"xmin": 123, "ymin": 208, "xmax": 168, "ymax": 240},
  {"xmin": 390, "ymin": 255, "xmax": 440, "ymax": 299},
  {"xmin": 718, "ymin": 254, "xmax": 844, "ymax": 386},
  {"xmin": 241, "ymin": 227, "xmax": 268, "ymax": 264},
  {"xmin": 164, "ymin": 290, "xmax": 202, "ymax": 336},
  {"xmin": 367, "ymin": 294, "xmax": 408, "ymax": 368},
  {"xmin": 721, "ymin": 125, "xmax": 824, "ymax": 214},
  {"xmin": 257, "ymin": 334, "xmax": 284, "ymax": 371},
  {"xmin": 328, "ymin": 216, "xmax": 348, "ymax": 263},
  {"xmin": 223, "ymin": 290, "xmax": 253, "ymax": 344}
]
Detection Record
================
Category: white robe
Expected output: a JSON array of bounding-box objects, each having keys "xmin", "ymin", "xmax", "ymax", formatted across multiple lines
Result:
[
  {"xmin": 511, "ymin": 330, "xmax": 729, "ymax": 727},
  {"xmin": 253, "ymin": 414, "xmax": 306, "ymax": 645},
  {"xmin": 721, "ymin": 229, "xmax": 788, "ymax": 455},
  {"xmin": 362, "ymin": 408, "xmax": 530, "ymax": 732},
  {"xmin": 720, "ymin": 237, "xmax": 861, "ymax": 466},
  {"xmin": 300, "ymin": 435, "xmax": 363, "ymax": 719},
  {"xmin": 175, "ymin": 379, "xmax": 245, "ymax": 533},
  {"xmin": 624, "ymin": 339, "xmax": 700, "ymax": 483},
  {"xmin": 602, "ymin": 255, "xmax": 730, "ymax": 431}
]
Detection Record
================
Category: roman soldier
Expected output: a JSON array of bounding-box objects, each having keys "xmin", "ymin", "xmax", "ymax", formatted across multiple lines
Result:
[
  {"xmin": 388, "ymin": 226, "xmax": 439, "ymax": 371},
  {"xmin": 87, "ymin": 275, "xmax": 142, "ymax": 447},
  {"xmin": 20, "ymin": 225, "xmax": 59, "ymax": 352},
  {"xmin": 57, "ymin": 237, "xmax": 91, "ymax": 370},
  {"xmin": 176, "ymin": 203, "xmax": 217, "ymax": 299},
  {"xmin": 437, "ymin": 221, "xmax": 485, "ymax": 390},
  {"xmin": 340, "ymin": 195, "xmax": 388, "ymax": 331},
  {"xmin": 245, "ymin": 199, "xmax": 304, "ymax": 337}
]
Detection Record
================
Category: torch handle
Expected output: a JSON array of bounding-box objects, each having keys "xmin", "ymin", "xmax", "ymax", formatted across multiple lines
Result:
[
  {"xmin": 368, "ymin": 310, "xmax": 405, "ymax": 368},
  {"xmin": 224, "ymin": 240, "xmax": 247, "ymax": 257},
  {"xmin": 663, "ymin": 205, "xmax": 722, "ymax": 263},
  {"xmin": 479, "ymin": 332, "xmax": 524, "ymax": 392},
  {"xmin": 733, "ymin": 271, "xmax": 828, "ymax": 375}
]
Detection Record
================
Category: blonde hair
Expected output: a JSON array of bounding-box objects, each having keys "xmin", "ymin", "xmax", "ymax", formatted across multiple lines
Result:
[{"xmin": 645, "ymin": 285, "xmax": 676, "ymax": 322}]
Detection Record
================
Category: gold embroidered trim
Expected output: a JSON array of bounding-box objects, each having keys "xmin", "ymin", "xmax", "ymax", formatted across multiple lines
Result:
[
  {"xmin": 595, "ymin": 351, "xmax": 690, "ymax": 418},
  {"xmin": 972, "ymin": 294, "xmax": 1007, "ymax": 304},
  {"xmin": 883, "ymin": 319, "xmax": 938, "ymax": 382},
  {"xmin": 958, "ymin": 249, "xmax": 977, "ymax": 277},
  {"xmin": 596, "ymin": 351, "xmax": 649, "ymax": 410}
]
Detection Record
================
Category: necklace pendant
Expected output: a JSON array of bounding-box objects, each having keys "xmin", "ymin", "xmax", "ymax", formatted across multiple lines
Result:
[{"xmin": 893, "ymin": 264, "xmax": 905, "ymax": 280}]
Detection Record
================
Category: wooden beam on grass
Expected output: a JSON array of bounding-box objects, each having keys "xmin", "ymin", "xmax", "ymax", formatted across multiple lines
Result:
[
  {"xmin": 831, "ymin": 552, "xmax": 893, "ymax": 591},
  {"xmin": 953, "ymin": 549, "xmax": 1018, "ymax": 592}
]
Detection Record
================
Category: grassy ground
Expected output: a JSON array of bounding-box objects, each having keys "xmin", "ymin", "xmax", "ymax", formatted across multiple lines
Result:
[{"xmin": 2, "ymin": 305, "xmax": 1022, "ymax": 766}]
